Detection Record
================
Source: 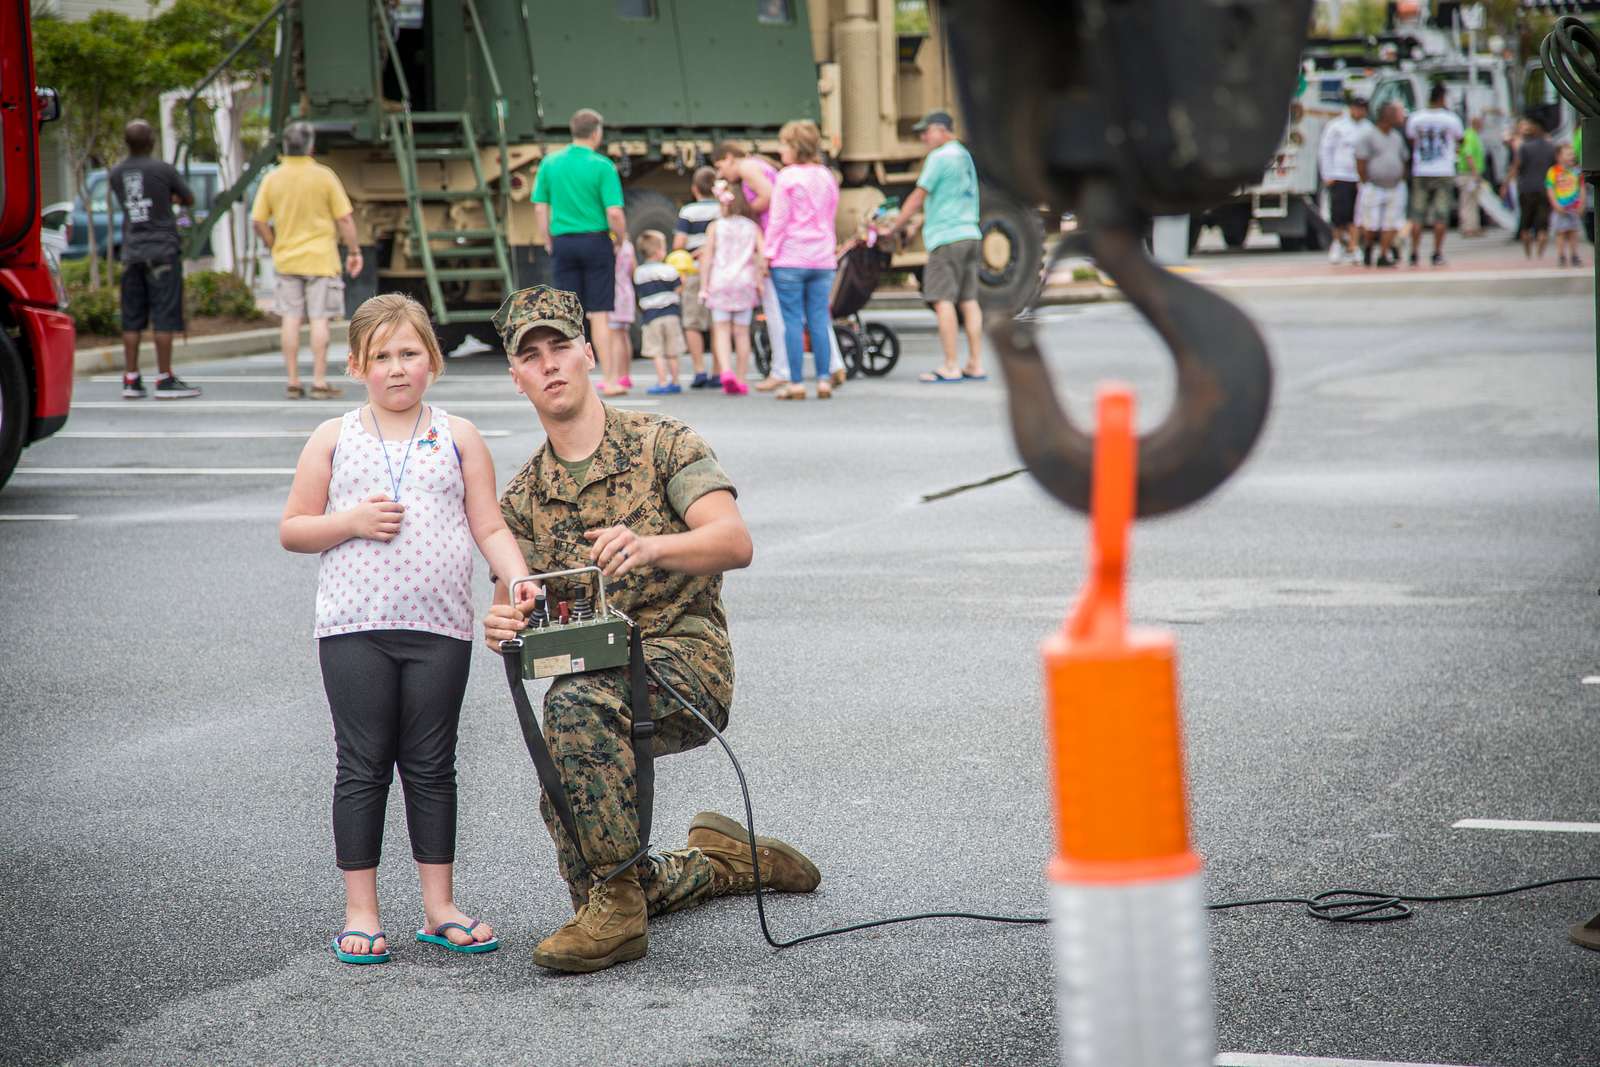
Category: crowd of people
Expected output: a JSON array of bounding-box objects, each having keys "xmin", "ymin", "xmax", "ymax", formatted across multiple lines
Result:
[
  {"xmin": 536, "ymin": 107, "xmax": 986, "ymax": 399},
  {"xmin": 1318, "ymin": 86, "xmax": 1588, "ymax": 268}
]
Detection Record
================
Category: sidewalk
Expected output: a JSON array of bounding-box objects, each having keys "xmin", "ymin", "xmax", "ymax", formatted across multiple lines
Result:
[{"xmin": 74, "ymin": 320, "xmax": 349, "ymax": 376}]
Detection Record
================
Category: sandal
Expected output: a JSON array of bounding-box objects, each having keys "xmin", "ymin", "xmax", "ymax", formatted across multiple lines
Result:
[
  {"xmin": 416, "ymin": 918, "xmax": 499, "ymax": 954},
  {"xmin": 331, "ymin": 928, "xmax": 391, "ymax": 965},
  {"xmin": 774, "ymin": 384, "xmax": 807, "ymax": 400},
  {"xmin": 816, "ymin": 380, "xmax": 833, "ymax": 400},
  {"xmin": 309, "ymin": 383, "xmax": 344, "ymax": 400},
  {"xmin": 285, "ymin": 383, "xmax": 306, "ymax": 400}
]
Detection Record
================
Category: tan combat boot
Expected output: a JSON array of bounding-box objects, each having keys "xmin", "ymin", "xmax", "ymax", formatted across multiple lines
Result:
[
  {"xmin": 531, "ymin": 871, "xmax": 648, "ymax": 973},
  {"xmin": 687, "ymin": 811, "xmax": 822, "ymax": 896}
]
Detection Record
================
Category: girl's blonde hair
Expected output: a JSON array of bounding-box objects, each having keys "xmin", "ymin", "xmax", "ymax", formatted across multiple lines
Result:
[
  {"xmin": 346, "ymin": 293, "xmax": 446, "ymax": 379},
  {"xmin": 779, "ymin": 119, "xmax": 822, "ymax": 164}
]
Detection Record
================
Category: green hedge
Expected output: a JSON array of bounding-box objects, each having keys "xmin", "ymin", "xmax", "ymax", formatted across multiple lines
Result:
[{"xmin": 64, "ymin": 263, "xmax": 264, "ymax": 335}]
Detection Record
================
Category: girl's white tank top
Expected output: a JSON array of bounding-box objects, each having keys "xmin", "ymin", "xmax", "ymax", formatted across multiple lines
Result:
[{"xmin": 314, "ymin": 405, "xmax": 474, "ymax": 641}]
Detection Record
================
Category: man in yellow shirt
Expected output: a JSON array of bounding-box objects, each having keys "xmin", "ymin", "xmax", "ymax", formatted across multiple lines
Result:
[{"xmin": 251, "ymin": 122, "xmax": 362, "ymax": 399}]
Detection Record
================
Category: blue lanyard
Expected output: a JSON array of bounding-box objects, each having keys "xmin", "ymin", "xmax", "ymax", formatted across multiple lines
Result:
[{"xmin": 368, "ymin": 404, "xmax": 426, "ymax": 503}]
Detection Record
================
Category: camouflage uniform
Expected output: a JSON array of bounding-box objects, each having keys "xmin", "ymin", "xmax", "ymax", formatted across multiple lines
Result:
[{"xmin": 495, "ymin": 287, "xmax": 740, "ymax": 916}]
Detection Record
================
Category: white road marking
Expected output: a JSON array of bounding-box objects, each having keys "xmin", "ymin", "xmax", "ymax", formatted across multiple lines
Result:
[
  {"xmin": 70, "ymin": 400, "xmax": 656, "ymax": 411},
  {"xmin": 1209, "ymin": 268, "xmax": 1577, "ymax": 289},
  {"xmin": 56, "ymin": 430, "xmax": 511, "ymax": 439},
  {"xmin": 0, "ymin": 514, "xmax": 77, "ymax": 521},
  {"xmin": 1218, "ymin": 1056, "xmax": 1493, "ymax": 1067},
  {"xmin": 1452, "ymin": 818, "xmax": 1600, "ymax": 833},
  {"xmin": 1582, "ymin": 676, "xmax": 1600, "ymax": 685},
  {"xmin": 14, "ymin": 467, "xmax": 296, "ymax": 476}
]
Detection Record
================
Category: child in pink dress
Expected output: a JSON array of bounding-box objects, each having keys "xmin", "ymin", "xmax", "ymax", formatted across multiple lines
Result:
[
  {"xmin": 698, "ymin": 180, "xmax": 766, "ymax": 395},
  {"xmin": 610, "ymin": 238, "xmax": 637, "ymax": 389}
]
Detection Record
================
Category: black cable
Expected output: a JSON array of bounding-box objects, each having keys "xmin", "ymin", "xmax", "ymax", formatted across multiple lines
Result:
[{"xmin": 646, "ymin": 663, "xmax": 1600, "ymax": 943}]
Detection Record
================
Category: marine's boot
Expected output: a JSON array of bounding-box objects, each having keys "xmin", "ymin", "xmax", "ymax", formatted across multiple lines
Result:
[
  {"xmin": 531, "ymin": 871, "xmax": 648, "ymax": 973},
  {"xmin": 687, "ymin": 810, "xmax": 822, "ymax": 896}
]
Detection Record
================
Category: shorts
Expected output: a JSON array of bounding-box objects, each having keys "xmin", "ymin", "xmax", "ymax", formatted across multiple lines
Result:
[
  {"xmin": 680, "ymin": 273, "xmax": 709, "ymax": 331},
  {"xmin": 1408, "ymin": 176, "xmax": 1454, "ymax": 226},
  {"xmin": 711, "ymin": 307, "xmax": 753, "ymax": 326},
  {"xmin": 274, "ymin": 273, "xmax": 345, "ymax": 320},
  {"xmin": 551, "ymin": 231, "xmax": 615, "ymax": 314},
  {"xmin": 120, "ymin": 255, "xmax": 185, "ymax": 333},
  {"xmin": 1552, "ymin": 208, "xmax": 1583, "ymax": 235},
  {"xmin": 1518, "ymin": 195, "xmax": 1552, "ymax": 236},
  {"xmin": 640, "ymin": 315, "xmax": 687, "ymax": 359},
  {"xmin": 1357, "ymin": 183, "xmax": 1407, "ymax": 232},
  {"xmin": 922, "ymin": 238, "xmax": 980, "ymax": 304},
  {"xmin": 1328, "ymin": 180, "xmax": 1360, "ymax": 228}
]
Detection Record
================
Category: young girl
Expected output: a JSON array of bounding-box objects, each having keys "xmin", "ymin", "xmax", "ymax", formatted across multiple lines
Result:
[
  {"xmin": 1547, "ymin": 143, "xmax": 1586, "ymax": 269},
  {"xmin": 280, "ymin": 292, "xmax": 532, "ymax": 965},
  {"xmin": 698, "ymin": 179, "xmax": 765, "ymax": 396},
  {"xmin": 610, "ymin": 237, "xmax": 637, "ymax": 391}
]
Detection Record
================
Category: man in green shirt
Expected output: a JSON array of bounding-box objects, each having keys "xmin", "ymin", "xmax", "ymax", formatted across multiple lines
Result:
[
  {"xmin": 532, "ymin": 109, "xmax": 630, "ymax": 395},
  {"xmin": 894, "ymin": 110, "xmax": 986, "ymax": 383},
  {"xmin": 1455, "ymin": 116, "xmax": 1487, "ymax": 237}
]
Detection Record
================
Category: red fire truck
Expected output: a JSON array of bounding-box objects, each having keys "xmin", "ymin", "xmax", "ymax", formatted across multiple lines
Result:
[{"xmin": 1, "ymin": 0, "xmax": 74, "ymax": 490}]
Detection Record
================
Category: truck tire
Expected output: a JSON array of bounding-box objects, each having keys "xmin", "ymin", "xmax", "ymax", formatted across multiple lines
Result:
[
  {"xmin": 0, "ymin": 329, "xmax": 30, "ymax": 491},
  {"xmin": 1220, "ymin": 208, "xmax": 1251, "ymax": 249},
  {"xmin": 623, "ymin": 189, "xmax": 679, "ymax": 253},
  {"xmin": 977, "ymin": 184, "xmax": 1045, "ymax": 315}
]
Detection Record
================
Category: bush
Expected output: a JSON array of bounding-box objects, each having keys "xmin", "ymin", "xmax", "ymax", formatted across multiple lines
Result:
[{"xmin": 64, "ymin": 266, "xmax": 263, "ymax": 335}]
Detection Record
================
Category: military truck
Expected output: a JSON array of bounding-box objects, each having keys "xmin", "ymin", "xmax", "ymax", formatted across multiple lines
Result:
[{"xmin": 190, "ymin": 0, "xmax": 1043, "ymax": 351}]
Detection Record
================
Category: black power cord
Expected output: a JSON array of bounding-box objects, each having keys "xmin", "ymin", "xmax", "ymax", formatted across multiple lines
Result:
[{"xmin": 647, "ymin": 663, "xmax": 1600, "ymax": 944}]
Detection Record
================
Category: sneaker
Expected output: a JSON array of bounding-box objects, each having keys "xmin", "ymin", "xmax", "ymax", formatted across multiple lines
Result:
[
  {"xmin": 646, "ymin": 382, "xmax": 682, "ymax": 395},
  {"xmin": 689, "ymin": 373, "xmax": 713, "ymax": 389},
  {"xmin": 618, "ymin": 375, "xmax": 633, "ymax": 389},
  {"xmin": 1575, "ymin": 256, "xmax": 1584, "ymax": 268},
  {"xmin": 121, "ymin": 373, "xmax": 146, "ymax": 399},
  {"xmin": 1408, "ymin": 248, "xmax": 1419, "ymax": 267},
  {"xmin": 1328, "ymin": 243, "xmax": 1344, "ymax": 264},
  {"xmin": 1362, "ymin": 244, "xmax": 1374, "ymax": 267},
  {"xmin": 1374, "ymin": 255, "xmax": 1396, "ymax": 268},
  {"xmin": 1430, "ymin": 252, "xmax": 1445, "ymax": 267},
  {"xmin": 154, "ymin": 374, "xmax": 201, "ymax": 399}
]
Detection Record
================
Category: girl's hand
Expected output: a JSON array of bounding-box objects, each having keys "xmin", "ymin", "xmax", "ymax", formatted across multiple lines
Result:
[
  {"xmin": 349, "ymin": 493, "xmax": 404, "ymax": 541},
  {"xmin": 484, "ymin": 603, "xmax": 525, "ymax": 652},
  {"xmin": 585, "ymin": 524, "xmax": 656, "ymax": 577}
]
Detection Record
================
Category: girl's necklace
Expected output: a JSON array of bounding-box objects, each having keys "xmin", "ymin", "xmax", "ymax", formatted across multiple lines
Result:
[{"xmin": 368, "ymin": 403, "xmax": 427, "ymax": 503}]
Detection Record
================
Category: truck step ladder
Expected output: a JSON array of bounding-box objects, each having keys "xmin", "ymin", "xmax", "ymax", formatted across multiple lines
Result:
[{"xmin": 388, "ymin": 110, "xmax": 515, "ymax": 327}]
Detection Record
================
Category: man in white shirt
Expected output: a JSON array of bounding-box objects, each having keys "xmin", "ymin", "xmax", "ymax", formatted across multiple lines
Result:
[
  {"xmin": 1403, "ymin": 84, "xmax": 1465, "ymax": 266},
  {"xmin": 1318, "ymin": 97, "xmax": 1370, "ymax": 264}
]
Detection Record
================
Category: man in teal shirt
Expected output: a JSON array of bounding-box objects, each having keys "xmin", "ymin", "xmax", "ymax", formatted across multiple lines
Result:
[
  {"xmin": 894, "ymin": 110, "xmax": 986, "ymax": 383},
  {"xmin": 532, "ymin": 108, "xmax": 630, "ymax": 394}
]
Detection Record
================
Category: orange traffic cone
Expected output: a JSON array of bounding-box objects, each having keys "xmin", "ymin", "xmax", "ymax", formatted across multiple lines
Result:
[{"xmin": 1043, "ymin": 386, "xmax": 1214, "ymax": 1067}]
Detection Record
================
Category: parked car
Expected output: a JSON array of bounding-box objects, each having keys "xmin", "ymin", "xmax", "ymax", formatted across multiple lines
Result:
[{"xmin": 56, "ymin": 161, "xmax": 222, "ymax": 260}]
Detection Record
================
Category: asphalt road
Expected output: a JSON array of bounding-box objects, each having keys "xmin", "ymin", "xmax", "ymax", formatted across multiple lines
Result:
[{"xmin": 2, "ymin": 281, "xmax": 1596, "ymax": 1067}]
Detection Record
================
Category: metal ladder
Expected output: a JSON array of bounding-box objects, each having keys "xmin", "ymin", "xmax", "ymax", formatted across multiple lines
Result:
[{"xmin": 388, "ymin": 110, "xmax": 515, "ymax": 326}]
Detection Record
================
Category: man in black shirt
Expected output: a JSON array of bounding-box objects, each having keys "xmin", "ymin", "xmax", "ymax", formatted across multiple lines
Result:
[
  {"xmin": 1505, "ymin": 116, "xmax": 1559, "ymax": 261},
  {"xmin": 108, "ymin": 120, "xmax": 201, "ymax": 399}
]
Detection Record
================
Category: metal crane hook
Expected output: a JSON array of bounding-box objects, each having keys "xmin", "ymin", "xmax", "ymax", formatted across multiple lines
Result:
[{"xmin": 992, "ymin": 182, "xmax": 1272, "ymax": 518}]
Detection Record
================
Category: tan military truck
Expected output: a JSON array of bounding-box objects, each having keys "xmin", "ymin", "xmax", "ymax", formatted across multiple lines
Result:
[{"xmin": 191, "ymin": 0, "xmax": 1042, "ymax": 350}]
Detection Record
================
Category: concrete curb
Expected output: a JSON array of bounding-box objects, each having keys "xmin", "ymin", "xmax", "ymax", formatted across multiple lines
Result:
[
  {"xmin": 865, "ymin": 284, "xmax": 1122, "ymax": 311},
  {"xmin": 1202, "ymin": 269, "xmax": 1591, "ymax": 300},
  {"xmin": 74, "ymin": 321, "xmax": 350, "ymax": 376}
]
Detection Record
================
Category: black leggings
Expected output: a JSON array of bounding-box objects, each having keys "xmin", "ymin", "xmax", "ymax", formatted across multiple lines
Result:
[{"xmin": 319, "ymin": 630, "xmax": 472, "ymax": 871}]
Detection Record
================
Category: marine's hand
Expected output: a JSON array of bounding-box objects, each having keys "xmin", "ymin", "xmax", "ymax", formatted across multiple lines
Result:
[
  {"xmin": 349, "ymin": 493, "xmax": 404, "ymax": 541},
  {"xmin": 585, "ymin": 524, "xmax": 656, "ymax": 577},
  {"xmin": 484, "ymin": 602, "xmax": 526, "ymax": 652}
]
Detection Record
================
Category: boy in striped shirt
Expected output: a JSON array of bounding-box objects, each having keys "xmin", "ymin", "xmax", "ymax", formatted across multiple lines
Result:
[{"xmin": 633, "ymin": 230, "xmax": 687, "ymax": 395}]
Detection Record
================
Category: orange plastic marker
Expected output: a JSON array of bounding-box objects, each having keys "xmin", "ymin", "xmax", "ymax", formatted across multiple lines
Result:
[{"xmin": 1042, "ymin": 385, "xmax": 1214, "ymax": 1067}]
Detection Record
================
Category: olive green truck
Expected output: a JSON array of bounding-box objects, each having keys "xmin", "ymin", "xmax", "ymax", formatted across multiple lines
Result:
[{"xmin": 191, "ymin": 0, "xmax": 1041, "ymax": 349}]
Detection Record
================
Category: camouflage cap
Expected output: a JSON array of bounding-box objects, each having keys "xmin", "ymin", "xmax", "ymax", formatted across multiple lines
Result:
[{"xmin": 491, "ymin": 285, "xmax": 585, "ymax": 354}]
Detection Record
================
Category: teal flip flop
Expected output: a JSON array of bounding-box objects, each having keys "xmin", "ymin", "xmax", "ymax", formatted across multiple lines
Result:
[
  {"xmin": 331, "ymin": 929, "xmax": 391, "ymax": 965},
  {"xmin": 415, "ymin": 919, "xmax": 499, "ymax": 954}
]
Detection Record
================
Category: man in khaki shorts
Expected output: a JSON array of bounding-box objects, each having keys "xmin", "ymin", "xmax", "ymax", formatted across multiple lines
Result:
[
  {"xmin": 251, "ymin": 121, "xmax": 362, "ymax": 399},
  {"xmin": 893, "ymin": 111, "xmax": 986, "ymax": 383}
]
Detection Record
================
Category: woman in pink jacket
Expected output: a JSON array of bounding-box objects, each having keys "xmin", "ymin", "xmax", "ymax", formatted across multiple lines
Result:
[{"xmin": 765, "ymin": 120, "xmax": 839, "ymax": 400}]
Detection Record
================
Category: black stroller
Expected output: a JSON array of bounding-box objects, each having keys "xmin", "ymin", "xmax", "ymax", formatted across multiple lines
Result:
[{"xmin": 752, "ymin": 237, "xmax": 901, "ymax": 379}]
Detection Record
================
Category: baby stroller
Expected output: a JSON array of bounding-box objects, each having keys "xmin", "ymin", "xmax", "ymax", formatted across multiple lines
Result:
[{"xmin": 752, "ymin": 232, "xmax": 901, "ymax": 379}]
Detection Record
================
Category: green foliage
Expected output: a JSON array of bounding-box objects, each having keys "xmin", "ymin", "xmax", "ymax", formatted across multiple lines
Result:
[
  {"xmin": 64, "ymin": 268, "xmax": 263, "ymax": 337},
  {"xmin": 184, "ymin": 270, "xmax": 261, "ymax": 319},
  {"xmin": 1336, "ymin": 0, "xmax": 1387, "ymax": 37},
  {"xmin": 1071, "ymin": 265, "xmax": 1100, "ymax": 283},
  {"xmin": 895, "ymin": 0, "xmax": 930, "ymax": 35}
]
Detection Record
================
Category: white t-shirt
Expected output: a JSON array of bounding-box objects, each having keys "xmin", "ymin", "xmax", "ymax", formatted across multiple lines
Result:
[
  {"xmin": 1404, "ymin": 108, "xmax": 1465, "ymax": 179},
  {"xmin": 1318, "ymin": 113, "xmax": 1369, "ymax": 183}
]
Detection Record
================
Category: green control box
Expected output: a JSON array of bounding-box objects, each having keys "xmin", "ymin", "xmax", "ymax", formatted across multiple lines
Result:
[{"xmin": 510, "ymin": 566, "xmax": 632, "ymax": 680}]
